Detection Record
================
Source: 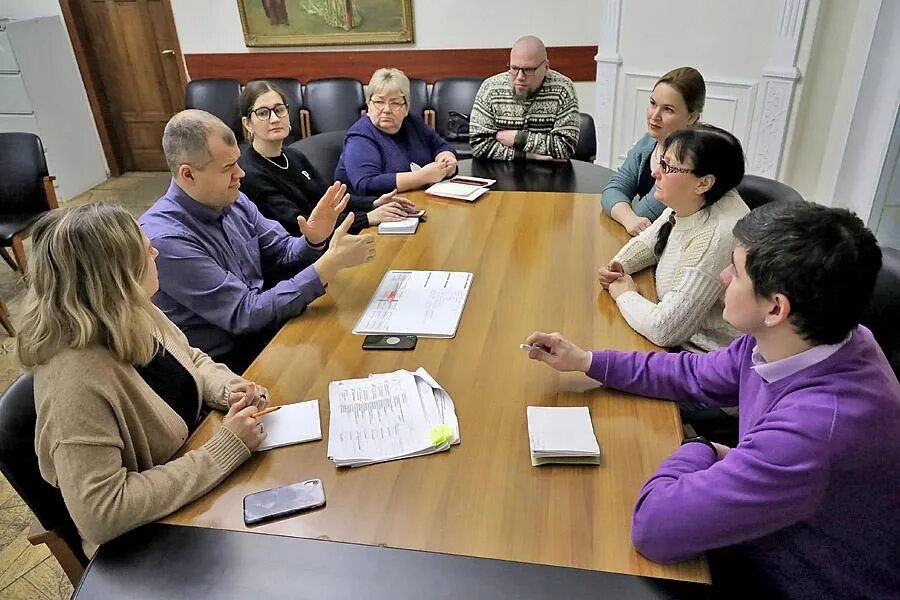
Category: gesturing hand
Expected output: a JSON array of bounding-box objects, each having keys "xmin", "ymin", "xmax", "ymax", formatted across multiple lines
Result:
[
  {"xmin": 598, "ymin": 260, "xmax": 625, "ymax": 289},
  {"xmin": 523, "ymin": 331, "xmax": 593, "ymax": 373},
  {"xmin": 326, "ymin": 213, "xmax": 376, "ymax": 269},
  {"xmin": 298, "ymin": 182, "xmax": 351, "ymax": 245}
]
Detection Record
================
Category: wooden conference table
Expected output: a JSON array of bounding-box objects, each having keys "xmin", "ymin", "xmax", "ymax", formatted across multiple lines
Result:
[{"xmin": 162, "ymin": 159, "xmax": 711, "ymax": 585}]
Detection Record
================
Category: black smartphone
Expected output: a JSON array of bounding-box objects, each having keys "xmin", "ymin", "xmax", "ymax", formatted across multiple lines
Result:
[
  {"xmin": 362, "ymin": 334, "xmax": 418, "ymax": 350},
  {"xmin": 243, "ymin": 478, "xmax": 325, "ymax": 526}
]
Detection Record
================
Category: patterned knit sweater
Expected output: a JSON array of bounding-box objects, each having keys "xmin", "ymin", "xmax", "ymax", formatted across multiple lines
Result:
[
  {"xmin": 612, "ymin": 190, "xmax": 749, "ymax": 351},
  {"xmin": 469, "ymin": 69, "xmax": 580, "ymax": 160}
]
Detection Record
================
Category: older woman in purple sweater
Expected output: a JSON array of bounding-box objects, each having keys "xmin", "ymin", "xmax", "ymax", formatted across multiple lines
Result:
[
  {"xmin": 335, "ymin": 68, "xmax": 457, "ymax": 196},
  {"xmin": 526, "ymin": 201, "xmax": 900, "ymax": 599}
]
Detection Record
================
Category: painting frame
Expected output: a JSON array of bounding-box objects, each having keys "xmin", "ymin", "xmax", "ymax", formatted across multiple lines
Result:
[{"xmin": 237, "ymin": 0, "xmax": 415, "ymax": 47}]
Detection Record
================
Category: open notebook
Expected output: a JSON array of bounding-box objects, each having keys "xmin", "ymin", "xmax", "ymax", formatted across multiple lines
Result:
[{"xmin": 425, "ymin": 176, "xmax": 495, "ymax": 202}]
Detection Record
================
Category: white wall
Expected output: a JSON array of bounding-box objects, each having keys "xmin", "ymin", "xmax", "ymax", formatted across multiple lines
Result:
[
  {"xmin": 0, "ymin": 0, "xmax": 61, "ymax": 19},
  {"xmin": 170, "ymin": 0, "xmax": 600, "ymax": 109}
]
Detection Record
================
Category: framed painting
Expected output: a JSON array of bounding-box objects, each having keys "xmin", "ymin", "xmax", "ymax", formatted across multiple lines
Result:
[{"xmin": 238, "ymin": 0, "xmax": 415, "ymax": 47}]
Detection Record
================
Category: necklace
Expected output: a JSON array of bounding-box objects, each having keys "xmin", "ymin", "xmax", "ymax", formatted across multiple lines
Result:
[{"xmin": 260, "ymin": 151, "xmax": 289, "ymax": 170}]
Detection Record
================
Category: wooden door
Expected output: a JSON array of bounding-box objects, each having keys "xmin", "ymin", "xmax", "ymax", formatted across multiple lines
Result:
[{"xmin": 64, "ymin": 0, "xmax": 185, "ymax": 171}]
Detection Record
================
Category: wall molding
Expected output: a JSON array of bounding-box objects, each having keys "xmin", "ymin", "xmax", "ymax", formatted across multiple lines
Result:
[
  {"xmin": 747, "ymin": 0, "xmax": 810, "ymax": 178},
  {"xmin": 184, "ymin": 46, "xmax": 598, "ymax": 84},
  {"xmin": 594, "ymin": 0, "xmax": 622, "ymax": 167}
]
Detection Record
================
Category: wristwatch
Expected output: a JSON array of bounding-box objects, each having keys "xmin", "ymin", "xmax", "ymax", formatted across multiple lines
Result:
[{"xmin": 681, "ymin": 435, "xmax": 717, "ymax": 456}]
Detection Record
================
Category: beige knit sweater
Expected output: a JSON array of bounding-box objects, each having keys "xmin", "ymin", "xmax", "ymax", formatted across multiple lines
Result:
[
  {"xmin": 612, "ymin": 190, "xmax": 749, "ymax": 351},
  {"xmin": 34, "ymin": 311, "xmax": 252, "ymax": 557}
]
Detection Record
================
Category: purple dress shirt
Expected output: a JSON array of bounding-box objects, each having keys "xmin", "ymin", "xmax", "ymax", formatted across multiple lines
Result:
[
  {"xmin": 139, "ymin": 180, "xmax": 326, "ymax": 357},
  {"xmin": 588, "ymin": 326, "xmax": 900, "ymax": 599}
]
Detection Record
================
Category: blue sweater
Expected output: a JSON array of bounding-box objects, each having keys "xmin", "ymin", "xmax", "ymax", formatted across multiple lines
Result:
[
  {"xmin": 335, "ymin": 113, "xmax": 455, "ymax": 195},
  {"xmin": 601, "ymin": 133, "xmax": 666, "ymax": 220}
]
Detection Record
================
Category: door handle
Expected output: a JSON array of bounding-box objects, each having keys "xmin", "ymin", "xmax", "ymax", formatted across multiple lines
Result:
[{"xmin": 161, "ymin": 49, "xmax": 175, "ymax": 56}]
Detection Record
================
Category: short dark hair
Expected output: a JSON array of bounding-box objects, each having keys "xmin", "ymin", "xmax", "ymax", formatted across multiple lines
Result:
[
  {"xmin": 733, "ymin": 201, "xmax": 882, "ymax": 345},
  {"xmin": 654, "ymin": 124, "xmax": 746, "ymax": 255}
]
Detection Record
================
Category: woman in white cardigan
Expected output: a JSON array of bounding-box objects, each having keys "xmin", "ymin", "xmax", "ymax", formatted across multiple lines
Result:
[{"xmin": 599, "ymin": 124, "xmax": 749, "ymax": 352}]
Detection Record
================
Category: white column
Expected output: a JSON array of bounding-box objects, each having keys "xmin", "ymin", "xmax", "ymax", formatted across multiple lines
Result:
[
  {"xmin": 594, "ymin": 0, "xmax": 622, "ymax": 168},
  {"xmin": 748, "ymin": 0, "xmax": 809, "ymax": 178}
]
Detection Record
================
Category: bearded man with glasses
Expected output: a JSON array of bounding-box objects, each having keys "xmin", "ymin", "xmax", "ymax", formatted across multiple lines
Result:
[{"xmin": 470, "ymin": 35, "xmax": 580, "ymax": 161}]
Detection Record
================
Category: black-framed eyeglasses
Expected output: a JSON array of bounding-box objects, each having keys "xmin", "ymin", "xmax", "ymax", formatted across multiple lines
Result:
[
  {"xmin": 659, "ymin": 157, "xmax": 695, "ymax": 175},
  {"xmin": 249, "ymin": 104, "xmax": 289, "ymax": 120},
  {"xmin": 370, "ymin": 98, "xmax": 407, "ymax": 112},
  {"xmin": 507, "ymin": 60, "xmax": 547, "ymax": 77}
]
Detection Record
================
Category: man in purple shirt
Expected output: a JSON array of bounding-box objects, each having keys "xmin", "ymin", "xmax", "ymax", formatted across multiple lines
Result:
[
  {"xmin": 141, "ymin": 110, "xmax": 375, "ymax": 372},
  {"xmin": 526, "ymin": 201, "xmax": 899, "ymax": 599}
]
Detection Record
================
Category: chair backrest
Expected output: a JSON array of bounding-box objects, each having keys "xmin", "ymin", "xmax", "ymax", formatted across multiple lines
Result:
[
  {"xmin": 430, "ymin": 77, "xmax": 484, "ymax": 138},
  {"xmin": 574, "ymin": 112, "xmax": 597, "ymax": 163},
  {"xmin": 0, "ymin": 132, "xmax": 51, "ymax": 216},
  {"xmin": 184, "ymin": 78, "xmax": 243, "ymax": 141},
  {"xmin": 861, "ymin": 245, "xmax": 900, "ymax": 379},
  {"xmin": 407, "ymin": 77, "xmax": 429, "ymax": 120},
  {"xmin": 246, "ymin": 78, "xmax": 304, "ymax": 145},
  {"xmin": 736, "ymin": 174, "xmax": 805, "ymax": 210},
  {"xmin": 0, "ymin": 373, "xmax": 84, "ymax": 546},
  {"xmin": 302, "ymin": 78, "xmax": 366, "ymax": 136},
  {"xmin": 287, "ymin": 131, "xmax": 347, "ymax": 182}
]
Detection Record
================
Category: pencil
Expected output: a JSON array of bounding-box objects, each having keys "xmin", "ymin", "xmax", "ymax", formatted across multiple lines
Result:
[{"xmin": 251, "ymin": 406, "xmax": 281, "ymax": 419}]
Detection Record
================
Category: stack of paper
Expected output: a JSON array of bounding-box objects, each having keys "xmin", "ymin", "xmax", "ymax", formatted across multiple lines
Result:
[
  {"xmin": 378, "ymin": 217, "xmax": 419, "ymax": 235},
  {"xmin": 526, "ymin": 406, "xmax": 601, "ymax": 466},
  {"xmin": 327, "ymin": 368, "xmax": 460, "ymax": 468},
  {"xmin": 425, "ymin": 176, "xmax": 495, "ymax": 202},
  {"xmin": 256, "ymin": 400, "xmax": 322, "ymax": 451}
]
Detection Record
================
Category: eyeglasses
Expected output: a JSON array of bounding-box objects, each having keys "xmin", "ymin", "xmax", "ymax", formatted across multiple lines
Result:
[
  {"xmin": 659, "ymin": 158, "xmax": 695, "ymax": 175},
  {"xmin": 249, "ymin": 104, "xmax": 289, "ymax": 120},
  {"xmin": 507, "ymin": 60, "xmax": 547, "ymax": 77},
  {"xmin": 370, "ymin": 98, "xmax": 407, "ymax": 112}
]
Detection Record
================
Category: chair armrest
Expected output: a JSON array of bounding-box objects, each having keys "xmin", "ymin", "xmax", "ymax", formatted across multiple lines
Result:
[
  {"xmin": 42, "ymin": 176, "xmax": 59, "ymax": 209},
  {"xmin": 28, "ymin": 518, "xmax": 57, "ymax": 545}
]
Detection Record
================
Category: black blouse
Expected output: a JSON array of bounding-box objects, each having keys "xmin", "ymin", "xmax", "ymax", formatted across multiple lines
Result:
[
  {"xmin": 135, "ymin": 347, "xmax": 201, "ymax": 433},
  {"xmin": 238, "ymin": 145, "xmax": 375, "ymax": 236},
  {"xmin": 636, "ymin": 155, "xmax": 656, "ymax": 199}
]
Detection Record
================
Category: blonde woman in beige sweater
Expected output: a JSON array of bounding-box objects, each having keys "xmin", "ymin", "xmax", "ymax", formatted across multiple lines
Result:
[
  {"xmin": 18, "ymin": 203, "xmax": 269, "ymax": 557},
  {"xmin": 599, "ymin": 124, "xmax": 749, "ymax": 352}
]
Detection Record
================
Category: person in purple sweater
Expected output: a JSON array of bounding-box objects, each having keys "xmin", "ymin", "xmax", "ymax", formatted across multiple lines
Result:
[
  {"xmin": 526, "ymin": 200, "xmax": 900, "ymax": 599},
  {"xmin": 335, "ymin": 68, "xmax": 457, "ymax": 196}
]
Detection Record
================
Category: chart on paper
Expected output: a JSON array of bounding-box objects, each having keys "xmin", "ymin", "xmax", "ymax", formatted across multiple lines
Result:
[{"xmin": 352, "ymin": 270, "xmax": 474, "ymax": 338}]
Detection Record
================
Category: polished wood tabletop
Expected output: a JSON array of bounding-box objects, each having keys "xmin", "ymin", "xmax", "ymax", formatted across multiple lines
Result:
[{"xmin": 163, "ymin": 189, "xmax": 710, "ymax": 584}]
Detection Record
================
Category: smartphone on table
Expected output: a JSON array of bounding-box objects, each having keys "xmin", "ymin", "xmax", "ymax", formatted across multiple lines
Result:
[
  {"xmin": 362, "ymin": 334, "xmax": 418, "ymax": 350},
  {"xmin": 243, "ymin": 478, "xmax": 325, "ymax": 526}
]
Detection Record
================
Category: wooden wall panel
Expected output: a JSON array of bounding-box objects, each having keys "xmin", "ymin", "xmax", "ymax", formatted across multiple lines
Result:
[{"xmin": 184, "ymin": 46, "xmax": 597, "ymax": 84}]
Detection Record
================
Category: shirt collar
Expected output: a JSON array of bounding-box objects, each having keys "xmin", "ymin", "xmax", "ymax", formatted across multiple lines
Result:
[
  {"xmin": 166, "ymin": 179, "xmax": 229, "ymax": 224},
  {"xmin": 751, "ymin": 331, "xmax": 853, "ymax": 383}
]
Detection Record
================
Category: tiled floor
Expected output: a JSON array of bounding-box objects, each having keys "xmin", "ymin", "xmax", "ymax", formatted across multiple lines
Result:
[{"xmin": 0, "ymin": 172, "xmax": 169, "ymax": 600}]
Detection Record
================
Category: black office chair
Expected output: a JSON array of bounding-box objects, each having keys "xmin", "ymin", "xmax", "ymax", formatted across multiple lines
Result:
[
  {"xmin": 0, "ymin": 131, "xmax": 58, "ymax": 338},
  {"xmin": 0, "ymin": 373, "xmax": 88, "ymax": 585},
  {"xmin": 287, "ymin": 130, "xmax": 347, "ymax": 182},
  {"xmin": 574, "ymin": 112, "xmax": 597, "ymax": 163},
  {"xmin": 430, "ymin": 77, "xmax": 484, "ymax": 159},
  {"xmin": 736, "ymin": 174, "xmax": 804, "ymax": 210},
  {"xmin": 407, "ymin": 77, "xmax": 430, "ymax": 124},
  {"xmin": 246, "ymin": 78, "xmax": 304, "ymax": 145},
  {"xmin": 184, "ymin": 78, "xmax": 243, "ymax": 141},
  {"xmin": 861, "ymin": 245, "xmax": 900, "ymax": 379},
  {"xmin": 300, "ymin": 78, "xmax": 366, "ymax": 138}
]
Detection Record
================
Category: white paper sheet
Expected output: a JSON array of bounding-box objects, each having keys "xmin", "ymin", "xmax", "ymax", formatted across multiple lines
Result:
[{"xmin": 256, "ymin": 400, "xmax": 322, "ymax": 451}]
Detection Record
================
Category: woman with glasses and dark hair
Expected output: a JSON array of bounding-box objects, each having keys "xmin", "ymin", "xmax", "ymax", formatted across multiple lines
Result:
[
  {"xmin": 598, "ymin": 123, "xmax": 749, "ymax": 352},
  {"xmin": 238, "ymin": 80, "xmax": 416, "ymax": 235},
  {"xmin": 603, "ymin": 67, "xmax": 706, "ymax": 236},
  {"xmin": 335, "ymin": 68, "xmax": 457, "ymax": 195}
]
